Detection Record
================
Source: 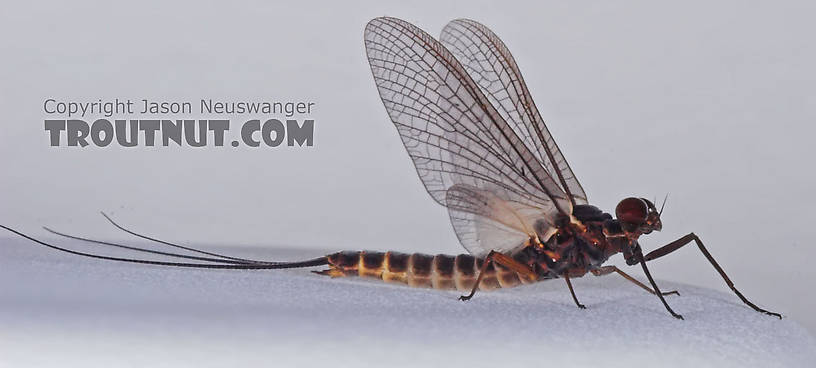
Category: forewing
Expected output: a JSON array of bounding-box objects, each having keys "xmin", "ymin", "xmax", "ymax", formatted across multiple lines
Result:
[
  {"xmin": 440, "ymin": 19, "xmax": 588, "ymax": 205},
  {"xmin": 364, "ymin": 17, "xmax": 572, "ymax": 226},
  {"xmin": 446, "ymin": 184, "xmax": 556, "ymax": 256}
]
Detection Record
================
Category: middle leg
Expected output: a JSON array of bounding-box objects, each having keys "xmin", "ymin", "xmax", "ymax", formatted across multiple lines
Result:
[
  {"xmin": 564, "ymin": 275, "xmax": 586, "ymax": 309},
  {"xmin": 591, "ymin": 265, "xmax": 679, "ymax": 296}
]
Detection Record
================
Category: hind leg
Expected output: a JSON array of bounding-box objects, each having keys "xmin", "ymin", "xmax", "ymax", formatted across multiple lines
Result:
[{"xmin": 459, "ymin": 250, "xmax": 536, "ymax": 301}]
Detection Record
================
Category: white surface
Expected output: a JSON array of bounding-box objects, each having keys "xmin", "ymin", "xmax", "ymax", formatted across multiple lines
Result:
[
  {"xmin": 1, "ymin": 236, "xmax": 813, "ymax": 368},
  {"xmin": 2, "ymin": 0, "xmax": 815, "ymax": 336}
]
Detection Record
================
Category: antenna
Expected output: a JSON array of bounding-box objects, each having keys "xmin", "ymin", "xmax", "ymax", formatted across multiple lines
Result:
[{"xmin": 659, "ymin": 193, "xmax": 669, "ymax": 216}]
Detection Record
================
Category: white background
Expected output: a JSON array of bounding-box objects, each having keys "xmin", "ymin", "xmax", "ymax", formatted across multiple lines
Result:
[{"xmin": 1, "ymin": 0, "xmax": 814, "ymax": 334}]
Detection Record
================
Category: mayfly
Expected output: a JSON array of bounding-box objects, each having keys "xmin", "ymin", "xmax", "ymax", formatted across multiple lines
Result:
[{"xmin": 1, "ymin": 17, "xmax": 780, "ymax": 320}]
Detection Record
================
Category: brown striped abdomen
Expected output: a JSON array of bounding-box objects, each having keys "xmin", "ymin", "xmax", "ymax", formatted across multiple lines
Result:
[{"xmin": 314, "ymin": 251, "xmax": 538, "ymax": 291}]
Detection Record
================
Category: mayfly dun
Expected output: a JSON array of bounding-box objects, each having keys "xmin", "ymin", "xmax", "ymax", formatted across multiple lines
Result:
[{"xmin": 1, "ymin": 17, "xmax": 780, "ymax": 320}]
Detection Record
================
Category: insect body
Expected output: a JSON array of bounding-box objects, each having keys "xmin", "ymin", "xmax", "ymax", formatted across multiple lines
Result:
[
  {"xmin": 0, "ymin": 17, "xmax": 780, "ymax": 320},
  {"xmin": 316, "ymin": 204, "xmax": 619, "ymax": 292}
]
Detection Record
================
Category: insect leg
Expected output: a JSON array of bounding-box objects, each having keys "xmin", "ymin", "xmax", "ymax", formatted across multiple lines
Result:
[
  {"xmin": 644, "ymin": 233, "xmax": 782, "ymax": 318},
  {"xmin": 591, "ymin": 266, "xmax": 679, "ymax": 296},
  {"xmin": 636, "ymin": 254, "xmax": 684, "ymax": 320},
  {"xmin": 459, "ymin": 251, "xmax": 536, "ymax": 301},
  {"xmin": 458, "ymin": 252, "xmax": 494, "ymax": 302},
  {"xmin": 564, "ymin": 275, "xmax": 586, "ymax": 309}
]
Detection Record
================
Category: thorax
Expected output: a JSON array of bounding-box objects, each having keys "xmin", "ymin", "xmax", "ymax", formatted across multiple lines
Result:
[{"xmin": 520, "ymin": 204, "xmax": 630, "ymax": 278}]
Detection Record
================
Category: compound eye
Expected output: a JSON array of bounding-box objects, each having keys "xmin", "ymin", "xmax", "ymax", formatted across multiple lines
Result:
[
  {"xmin": 642, "ymin": 198, "xmax": 657, "ymax": 211},
  {"xmin": 616, "ymin": 197, "xmax": 648, "ymax": 225}
]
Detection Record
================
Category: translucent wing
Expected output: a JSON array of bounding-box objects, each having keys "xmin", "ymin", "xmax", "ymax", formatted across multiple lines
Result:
[
  {"xmin": 446, "ymin": 184, "xmax": 557, "ymax": 257},
  {"xmin": 364, "ymin": 17, "xmax": 571, "ymax": 254},
  {"xmin": 440, "ymin": 19, "xmax": 588, "ymax": 206}
]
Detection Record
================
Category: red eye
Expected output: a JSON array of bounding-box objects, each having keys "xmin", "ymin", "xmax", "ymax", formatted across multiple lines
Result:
[{"xmin": 616, "ymin": 197, "xmax": 648, "ymax": 224}]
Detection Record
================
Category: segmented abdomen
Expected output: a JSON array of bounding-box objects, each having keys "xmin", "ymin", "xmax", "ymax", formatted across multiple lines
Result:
[{"xmin": 315, "ymin": 251, "xmax": 538, "ymax": 291}]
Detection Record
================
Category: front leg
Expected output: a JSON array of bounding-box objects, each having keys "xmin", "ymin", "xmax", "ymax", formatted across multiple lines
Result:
[
  {"xmin": 644, "ymin": 233, "xmax": 781, "ymax": 319},
  {"xmin": 636, "ymin": 252, "xmax": 684, "ymax": 320}
]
